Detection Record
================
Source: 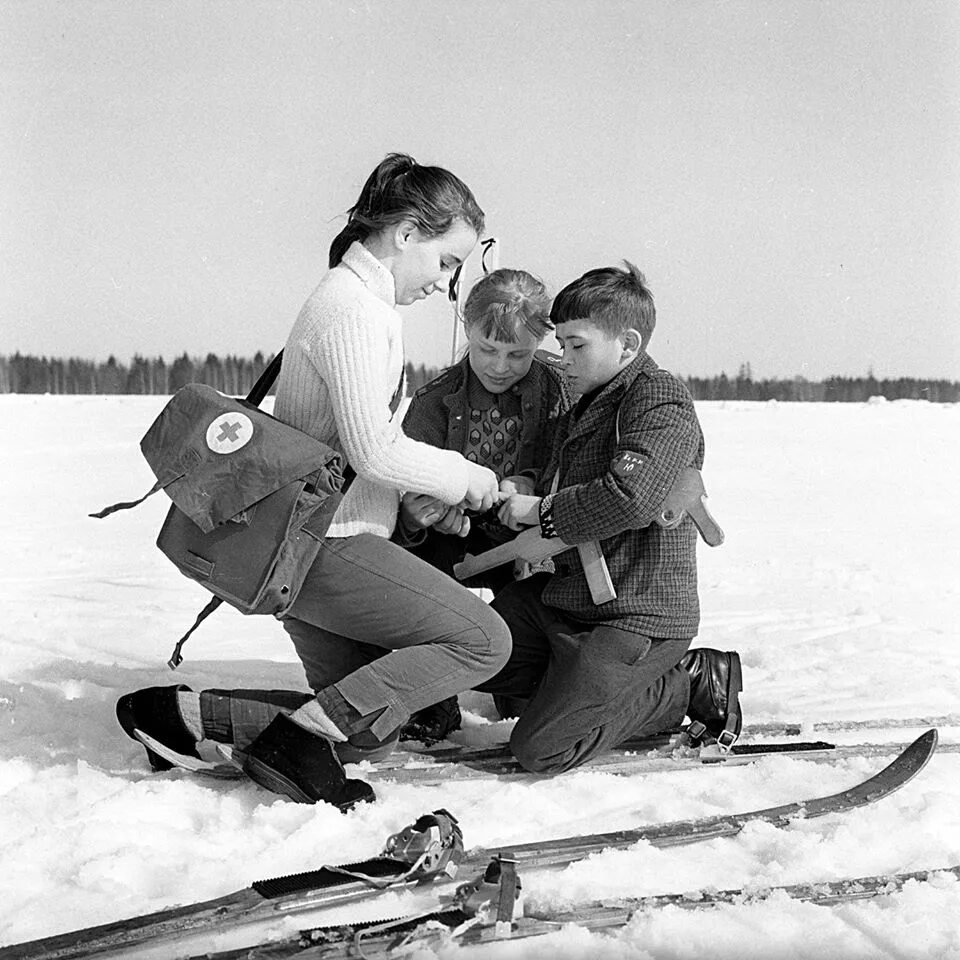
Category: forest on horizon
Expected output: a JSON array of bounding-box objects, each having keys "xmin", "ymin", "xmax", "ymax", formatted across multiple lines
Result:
[{"xmin": 1, "ymin": 352, "xmax": 958, "ymax": 403}]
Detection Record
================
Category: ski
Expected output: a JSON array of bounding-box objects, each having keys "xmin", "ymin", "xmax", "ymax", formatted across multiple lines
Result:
[
  {"xmin": 363, "ymin": 738, "xmax": 960, "ymax": 785},
  {"xmin": 745, "ymin": 711, "xmax": 960, "ymax": 737},
  {"xmin": 221, "ymin": 863, "xmax": 960, "ymax": 959},
  {"xmin": 136, "ymin": 713, "xmax": 960, "ymax": 783},
  {"xmin": 138, "ymin": 728, "xmax": 959, "ymax": 786},
  {"xmin": 141, "ymin": 727, "xmax": 960, "ymax": 785},
  {"xmin": 134, "ymin": 729, "xmax": 842, "ymax": 781},
  {"xmin": 397, "ymin": 711, "xmax": 960, "ymax": 745},
  {"xmin": 3, "ymin": 729, "xmax": 938, "ymax": 960}
]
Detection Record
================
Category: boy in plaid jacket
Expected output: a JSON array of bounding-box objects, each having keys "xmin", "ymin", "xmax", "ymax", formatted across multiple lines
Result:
[{"xmin": 477, "ymin": 262, "xmax": 742, "ymax": 774}]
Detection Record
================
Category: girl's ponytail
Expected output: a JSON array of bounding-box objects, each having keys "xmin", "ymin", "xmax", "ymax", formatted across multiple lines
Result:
[
  {"xmin": 353, "ymin": 153, "xmax": 417, "ymax": 221},
  {"xmin": 328, "ymin": 220, "xmax": 367, "ymax": 269},
  {"xmin": 328, "ymin": 152, "xmax": 484, "ymax": 267},
  {"xmin": 328, "ymin": 154, "xmax": 417, "ymax": 267}
]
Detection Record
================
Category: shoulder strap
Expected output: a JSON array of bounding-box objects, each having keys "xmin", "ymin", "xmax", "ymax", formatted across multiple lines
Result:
[
  {"xmin": 246, "ymin": 351, "xmax": 284, "ymax": 406},
  {"xmin": 89, "ymin": 352, "xmax": 286, "ymax": 520},
  {"xmin": 250, "ymin": 349, "xmax": 356, "ymax": 493}
]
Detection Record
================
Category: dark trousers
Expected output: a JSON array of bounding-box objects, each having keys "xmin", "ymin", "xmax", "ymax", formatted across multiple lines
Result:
[
  {"xmin": 477, "ymin": 574, "xmax": 692, "ymax": 774},
  {"xmin": 409, "ymin": 525, "xmax": 517, "ymax": 595}
]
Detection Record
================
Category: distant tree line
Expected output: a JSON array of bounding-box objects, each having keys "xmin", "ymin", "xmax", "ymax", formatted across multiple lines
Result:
[
  {"xmin": 0, "ymin": 354, "xmax": 957, "ymax": 402},
  {"xmin": 682, "ymin": 363, "xmax": 960, "ymax": 403},
  {"xmin": 0, "ymin": 352, "xmax": 444, "ymax": 397}
]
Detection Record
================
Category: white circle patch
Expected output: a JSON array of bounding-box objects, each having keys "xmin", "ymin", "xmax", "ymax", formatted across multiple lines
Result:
[{"xmin": 205, "ymin": 412, "xmax": 254, "ymax": 455}]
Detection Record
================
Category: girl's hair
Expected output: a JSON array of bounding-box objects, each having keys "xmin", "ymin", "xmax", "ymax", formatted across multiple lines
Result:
[
  {"xmin": 463, "ymin": 268, "xmax": 553, "ymax": 343},
  {"xmin": 329, "ymin": 153, "xmax": 485, "ymax": 267},
  {"xmin": 550, "ymin": 260, "xmax": 656, "ymax": 348}
]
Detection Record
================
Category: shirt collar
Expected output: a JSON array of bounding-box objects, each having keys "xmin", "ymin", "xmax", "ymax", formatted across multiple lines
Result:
[
  {"xmin": 573, "ymin": 352, "xmax": 656, "ymax": 416},
  {"xmin": 465, "ymin": 365, "xmax": 522, "ymax": 413},
  {"xmin": 340, "ymin": 241, "xmax": 397, "ymax": 307}
]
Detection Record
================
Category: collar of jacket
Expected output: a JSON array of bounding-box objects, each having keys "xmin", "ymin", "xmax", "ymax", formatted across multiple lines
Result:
[
  {"xmin": 340, "ymin": 241, "xmax": 397, "ymax": 307},
  {"xmin": 565, "ymin": 351, "xmax": 658, "ymax": 440},
  {"xmin": 441, "ymin": 355, "xmax": 543, "ymax": 413},
  {"xmin": 440, "ymin": 356, "xmax": 470, "ymax": 413}
]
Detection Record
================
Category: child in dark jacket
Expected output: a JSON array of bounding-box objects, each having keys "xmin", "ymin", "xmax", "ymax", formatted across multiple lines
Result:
[
  {"xmin": 398, "ymin": 267, "xmax": 571, "ymax": 740},
  {"xmin": 479, "ymin": 261, "xmax": 742, "ymax": 773},
  {"xmin": 400, "ymin": 267, "xmax": 570, "ymax": 590}
]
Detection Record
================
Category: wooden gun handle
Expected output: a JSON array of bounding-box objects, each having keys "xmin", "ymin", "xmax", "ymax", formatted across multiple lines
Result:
[
  {"xmin": 686, "ymin": 497, "xmax": 724, "ymax": 547},
  {"xmin": 656, "ymin": 467, "xmax": 725, "ymax": 547},
  {"xmin": 577, "ymin": 541, "xmax": 617, "ymax": 604}
]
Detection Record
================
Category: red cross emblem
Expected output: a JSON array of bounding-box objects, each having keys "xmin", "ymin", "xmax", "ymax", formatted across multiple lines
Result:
[{"xmin": 205, "ymin": 412, "xmax": 254, "ymax": 454}]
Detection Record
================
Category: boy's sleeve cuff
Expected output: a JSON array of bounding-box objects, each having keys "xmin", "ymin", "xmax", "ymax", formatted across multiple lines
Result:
[{"xmin": 539, "ymin": 493, "xmax": 559, "ymax": 539}]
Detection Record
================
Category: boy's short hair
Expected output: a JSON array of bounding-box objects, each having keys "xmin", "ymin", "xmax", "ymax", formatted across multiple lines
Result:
[
  {"xmin": 550, "ymin": 260, "xmax": 656, "ymax": 348},
  {"xmin": 463, "ymin": 268, "xmax": 553, "ymax": 343}
]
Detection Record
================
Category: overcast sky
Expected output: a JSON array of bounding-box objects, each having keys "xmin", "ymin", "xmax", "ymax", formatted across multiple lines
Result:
[{"xmin": 2, "ymin": 0, "xmax": 958, "ymax": 379}]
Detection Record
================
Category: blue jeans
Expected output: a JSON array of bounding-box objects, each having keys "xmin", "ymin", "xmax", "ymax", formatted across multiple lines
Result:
[
  {"xmin": 476, "ymin": 574, "xmax": 692, "ymax": 773},
  {"xmin": 200, "ymin": 533, "xmax": 511, "ymax": 760}
]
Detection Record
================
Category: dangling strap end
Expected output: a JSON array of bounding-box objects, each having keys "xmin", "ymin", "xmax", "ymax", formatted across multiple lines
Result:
[
  {"xmin": 89, "ymin": 479, "xmax": 163, "ymax": 519},
  {"xmin": 167, "ymin": 596, "xmax": 223, "ymax": 669}
]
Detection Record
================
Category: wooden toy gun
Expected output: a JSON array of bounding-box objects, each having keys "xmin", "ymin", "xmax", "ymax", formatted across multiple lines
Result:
[
  {"xmin": 452, "ymin": 467, "xmax": 724, "ymax": 605},
  {"xmin": 655, "ymin": 466, "xmax": 724, "ymax": 546}
]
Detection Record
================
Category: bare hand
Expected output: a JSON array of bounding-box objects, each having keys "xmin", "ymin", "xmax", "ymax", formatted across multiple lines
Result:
[
  {"xmin": 498, "ymin": 494, "xmax": 543, "ymax": 531},
  {"xmin": 499, "ymin": 474, "xmax": 535, "ymax": 497},
  {"xmin": 400, "ymin": 492, "xmax": 447, "ymax": 530},
  {"xmin": 463, "ymin": 463, "xmax": 499, "ymax": 513},
  {"xmin": 435, "ymin": 506, "xmax": 471, "ymax": 537}
]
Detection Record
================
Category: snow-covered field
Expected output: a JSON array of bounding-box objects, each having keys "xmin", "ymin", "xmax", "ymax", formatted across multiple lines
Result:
[{"xmin": 1, "ymin": 395, "xmax": 959, "ymax": 959}]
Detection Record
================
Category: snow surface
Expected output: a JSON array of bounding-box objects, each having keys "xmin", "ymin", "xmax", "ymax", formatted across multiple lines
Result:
[{"xmin": 1, "ymin": 395, "xmax": 959, "ymax": 959}]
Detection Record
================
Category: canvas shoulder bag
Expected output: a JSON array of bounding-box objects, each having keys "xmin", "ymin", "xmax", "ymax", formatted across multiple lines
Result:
[{"xmin": 92, "ymin": 352, "xmax": 350, "ymax": 667}]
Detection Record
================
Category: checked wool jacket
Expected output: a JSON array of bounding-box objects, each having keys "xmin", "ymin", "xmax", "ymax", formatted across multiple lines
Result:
[{"xmin": 537, "ymin": 351, "xmax": 705, "ymax": 639}]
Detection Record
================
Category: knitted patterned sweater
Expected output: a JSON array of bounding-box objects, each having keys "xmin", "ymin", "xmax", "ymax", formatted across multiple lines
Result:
[{"xmin": 273, "ymin": 242, "xmax": 472, "ymax": 539}]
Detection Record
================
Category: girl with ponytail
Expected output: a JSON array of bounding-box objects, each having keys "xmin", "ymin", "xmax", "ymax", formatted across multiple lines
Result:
[
  {"xmin": 117, "ymin": 154, "xmax": 511, "ymax": 809},
  {"xmin": 328, "ymin": 152, "xmax": 485, "ymax": 273}
]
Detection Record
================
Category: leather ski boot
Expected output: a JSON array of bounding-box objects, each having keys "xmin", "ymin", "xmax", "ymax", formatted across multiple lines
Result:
[
  {"xmin": 680, "ymin": 648, "xmax": 743, "ymax": 750},
  {"xmin": 242, "ymin": 713, "xmax": 375, "ymax": 810},
  {"xmin": 116, "ymin": 684, "xmax": 201, "ymax": 771}
]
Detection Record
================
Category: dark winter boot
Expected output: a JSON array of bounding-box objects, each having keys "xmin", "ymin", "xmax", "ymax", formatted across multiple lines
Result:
[
  {"xmin": 493, "ymin": 695, "xmax": 527, "ymax": 720},
  {"xmin": 116, "ymin": 684, "xmax": 200, "ymax": 772},
  {"xmin": 680, "ymin": 649, "xmax": 743, "ymax": 749},
  {"xmin": 399, "ymin": 696, "xmax": 462, "ymax": 744},
  {"xmin": 242, "ymin": 713, "xmax": 375, "ymax": 810}
]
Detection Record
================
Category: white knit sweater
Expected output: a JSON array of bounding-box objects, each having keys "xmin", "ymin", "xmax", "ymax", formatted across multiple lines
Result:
[{"xmin": 273, "ymin": 242, "xmax": 471, "ymax": 539}]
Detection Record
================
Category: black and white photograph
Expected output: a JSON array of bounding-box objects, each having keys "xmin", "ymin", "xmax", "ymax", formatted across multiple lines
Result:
[{"xmin": 2, "ymin": 2, "xmax": 958, "ymax": 957}]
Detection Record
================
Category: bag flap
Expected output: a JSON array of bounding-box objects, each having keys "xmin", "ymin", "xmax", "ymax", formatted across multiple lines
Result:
[{"xmin": 140, "ymin": 384, "xmax": 343, "ymax": 533}]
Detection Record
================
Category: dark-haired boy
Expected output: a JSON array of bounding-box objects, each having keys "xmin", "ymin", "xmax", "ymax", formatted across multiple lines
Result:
[{"xmin": 477, "ymin": 261, "xmax": 741, "ymax": 773}]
